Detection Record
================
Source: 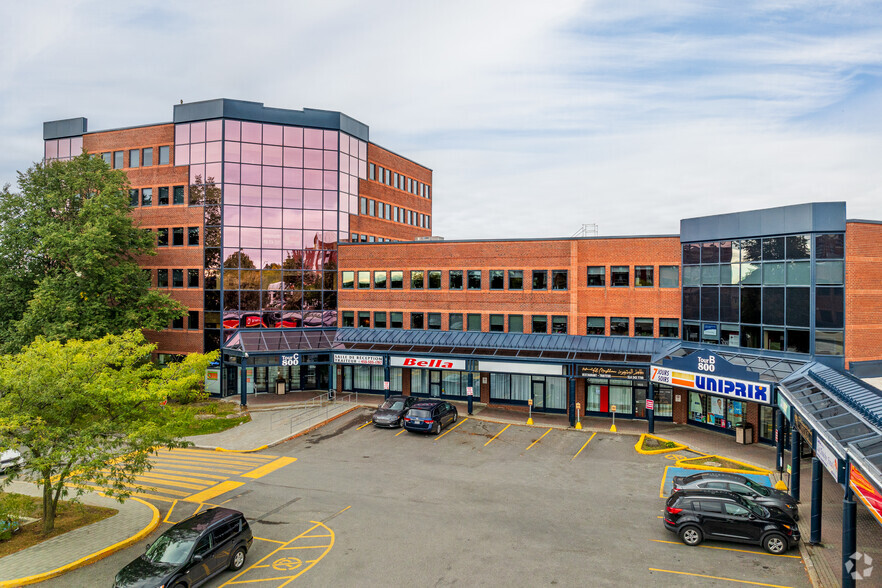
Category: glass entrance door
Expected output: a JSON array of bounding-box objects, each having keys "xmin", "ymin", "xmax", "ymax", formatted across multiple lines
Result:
[
  {"xmin": 430, "ymin": 371, "xmax": 442, "ymax": 397},
  {"xmin": 633, "ymin": 384, "xmax": 647, "ymax": 418},
  {"xmin": 532, "ymin": 380, "xmax": 545, "ymax": 410}
]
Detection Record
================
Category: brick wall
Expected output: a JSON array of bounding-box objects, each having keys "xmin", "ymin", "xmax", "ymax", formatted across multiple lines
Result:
[{"xmin": 845, "ymin": 221, "xmax": 882, "ymax": 368}]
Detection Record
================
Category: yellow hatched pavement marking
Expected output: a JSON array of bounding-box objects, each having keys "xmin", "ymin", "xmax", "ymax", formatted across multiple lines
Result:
[
  {"xmin": 242, "ymin": 457, "xmax": 298, "ymax": 479},
  {"xmin": 436, "ymin": 417, "xmax": 468, "ymax": 439},
  {"xmin": 184, "ymin": 480, "xmax": 244, "ymax": 503},
  {"xmin": 149, "ymin": 459, "xmax": 245, "ymax": 474},
  {"xmin": 134, "ymin": 474, "xmax": 211, "ymax": 491},
  {"xmin": 152, "ymin": 453, "xmax": 266, "ymax": 467},
  {"xmin": 220, "ymin": 519, "xmax": 338, "ymax": 587},
  {"xmin": 525, "ymin": 428, "xmax": 552, "ymax": 451},
  {"xmin": 162, "ymin": 448, "xmax": 275, "ymax": 463},
  {"xmin": 146, "ymin": 467, "xmax": 229, "ymax": 481}
]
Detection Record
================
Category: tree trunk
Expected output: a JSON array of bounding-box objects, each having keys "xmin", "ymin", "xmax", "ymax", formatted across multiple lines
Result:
[{"xmin": 41, "ymin": 473, "xmax": 56, "ymax": 534}]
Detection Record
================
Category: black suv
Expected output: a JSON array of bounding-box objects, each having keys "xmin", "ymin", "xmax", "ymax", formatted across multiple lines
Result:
[
  {"xmin": 672, "ymin": 471, "xmax": 799, "ymax": 521},
  {"xmin": 114, "ymin": 507, "xmax": 253, "ymax": 588},
  {"xmin": 403, "ymin": 400, "xmax": 458, "ymax": 434},
  {"xmin": 663, "ymin": 489, "xmax": 799, "ymax": 554}
]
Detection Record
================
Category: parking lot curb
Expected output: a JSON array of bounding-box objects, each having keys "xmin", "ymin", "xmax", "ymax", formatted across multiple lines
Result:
[
  {"xmin": 0, "ymin": 497, "xmax": 160, "ymax": 588},
  {"xmin": 634, "ymin": 433, "xmax": 688, "ymax": 455},
  {"xmin": 214, "ymin": 445, "xmax": 269, "ymax": 453}
]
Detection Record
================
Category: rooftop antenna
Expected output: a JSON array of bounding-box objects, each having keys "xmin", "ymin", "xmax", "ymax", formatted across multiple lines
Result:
[{"xmin": 572, "ymin": 223, "xmax": 599, "ymax": 238}]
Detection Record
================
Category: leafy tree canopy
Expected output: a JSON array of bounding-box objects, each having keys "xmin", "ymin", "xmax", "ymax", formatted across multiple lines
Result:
[
  {"xmin": 0, "ymin": 331, "xmax": 218, "ymax": 533},
  {"xmin": 0, "ymin": 153, "xmax": 186, "ymax": 352}
]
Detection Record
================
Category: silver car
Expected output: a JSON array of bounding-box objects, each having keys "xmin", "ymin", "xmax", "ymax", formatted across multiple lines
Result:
[{"xmin": 372, "ymin": 396, "xmax": 418, "ymax": 428}]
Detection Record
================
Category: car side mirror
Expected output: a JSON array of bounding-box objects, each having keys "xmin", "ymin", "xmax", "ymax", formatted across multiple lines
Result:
[
  {"xmin": 748, "ymin": 514, "xmax": 756, "ymax": 520},
  {"xmin": 193, "ymin": 554, "xmax": 204, "ymax": 563}
]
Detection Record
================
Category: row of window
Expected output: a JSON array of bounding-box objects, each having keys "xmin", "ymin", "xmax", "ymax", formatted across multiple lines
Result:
[
  {"xmin": 587, "ymin": 265, "xmax": 679, "ymax": 288},
  {"xmin": 350, "ymin": 233, "xmax": 401, "ymax": 243},
  {"xmin": 169, "ymin": 311, "xmax": 200, "ymax": 330},
  {"xmin": 145, "ymin": 227, "xmax": 200, "ymax": 247},
  {"xmin": 129, "ymin": 186, "xmax": 189, "ymax": 207},
  {"xmin": 368, "ymin": 163, "xmax": 430, "ymax": 199},
  {"xmin": 150, "ymin": 268, "xmax": 201, "ymax": 289},
  {"xmin": 340, "ymin": 311, "xmax": 679, "ymax": 337},
  {"xmin": 101, "ymin": 146, "xmax": 172, "ymax": 170},
  {"xmin": 682, "ymin": 234, "xmax": 844, "ymax": 264},
  {"xmin": 359, "ymin": 197, "xmax": 430, "ymax": 229},
  {"xmin": 341, "ymin": 269, "xmax": 570, "ymax": 290},
  {"xmin": 682, "ymin": 322, "xmax": 843, "ymax": 356},
  {"xmin": 681, "ymin": 260, "xmax": 844, "ymax": 287}
]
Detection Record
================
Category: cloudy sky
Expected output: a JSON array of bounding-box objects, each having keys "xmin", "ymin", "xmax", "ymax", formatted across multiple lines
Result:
[{"xmin": 2, "ymin": 1, "xmax": 881, "ymax": 239}]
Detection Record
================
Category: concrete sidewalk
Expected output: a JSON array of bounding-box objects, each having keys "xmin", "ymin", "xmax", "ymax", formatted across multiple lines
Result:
[{"xmin": 0, "ymin": 481, "xmax": 158, "ymax": 587}]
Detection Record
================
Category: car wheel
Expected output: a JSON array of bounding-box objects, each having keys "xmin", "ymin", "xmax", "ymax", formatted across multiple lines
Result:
[
  {"xmin": 679, "ymin": 525, "xmax": 703, "ymax": 547},
  {"xmin": 452, "ymin": 412, "xmax": 457, "ymax": 423},
  {"xmin": 435, "ymin": 422, "xmax": 442, "ymax": 435},
  {"xmin": 173, "ymin": 583, "xmax": 187, "ymax": 588},
  {"xmin": 763, "ymin": 532, "xmax": 787, "ymax": 554},
  {"xmin": 399, "ymin": 418, "xmax": 405, "ymax": 428},
  {"xmin": 228, "ymin": 546, "xmax": 247, "ymax": 570}
]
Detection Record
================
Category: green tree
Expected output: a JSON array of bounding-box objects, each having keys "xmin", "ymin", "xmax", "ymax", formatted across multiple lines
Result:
[
  {"xmin": 0, "ymin": 153, "xmax": 186, "ymax": 351},
  {"xmin": 0, "ymin": 331, "xmax": 217, "ymax": 533}
]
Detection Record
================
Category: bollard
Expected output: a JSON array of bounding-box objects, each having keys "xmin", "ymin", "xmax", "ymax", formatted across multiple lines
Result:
[
  {"xmin": 527, "ymin": 398, "xmax": 533, "ymax": 425},
  {"xmin": 610, "ymin": 404, "xmax": 617, "ymax": 433},
  {"xmin": 575, "ymin": 402, "xmax": 582, "ymax": 430}
]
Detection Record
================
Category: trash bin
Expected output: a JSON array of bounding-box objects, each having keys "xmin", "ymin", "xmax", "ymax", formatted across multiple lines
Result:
[
  {"xmin": 735, "ymin": 423, "xmax": 754, "ymax": 445},
  {"xmin": 276, "ymin": 378, "xmax": 286, "ymax": 395}
]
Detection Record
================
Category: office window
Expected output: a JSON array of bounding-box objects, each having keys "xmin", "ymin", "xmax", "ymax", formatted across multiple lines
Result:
[
  {"xmin": 428, "ymin": 313, "xmax": 442, "ymax": 330},
  {"xmin": 341, "ymin": 311, "xmax": 354, "ymax": 327},
  {"xmin": 141, "ymin": 188, "xmax": 152, "ymax": 206},
  {"xmin": 449, "ymin": 313, "xmax": 463, "ymax": 331},
  {"xmin": 369, "ymin": 200, "xmax": 375, "ymax": 216},
  {"xmin": 142, "ymin": 147, "xmax": 153, "ymax": 167},
  {"xmin": 385, "ymin": 169, "xmax": 391, "ymax": 184},
  {"xmin": 428, "ymin": 270, "xmax": 442, "ymax": 289},
  {"xmin": 390, "ymin": 312, "xmax": 403, "ymax": 328},
  {"xmin": 188, "ymin": 269, "xmax": 199, "ymax": 288},
  {"xmin": 172, "ymin": 316, "xmax": 184, "ymax": 329},
  {"xmin": 610, "ymin": 317, "xmax": 629, "ymax": 336},
  {"xmin": 390, "ymin": 271, "xmax": 404, "ymax": 289},
  {"xmin": 357, "ymin": 271, "xmax": 370, "ymax": 289},
  {"xmin": 155, "ymin": 186, "xmax": 169, "ymax": 206},
  {"xmin": 172, "ymin": 227, "xmax": 184, "ymax": 246},
  {"xmin": 173, "ymin": 185, "xmax": 185, "ymax": 205},
  {"xmin": 490, "ymin": 270, "xmax": 504, "ymax": 289},
  {"xmin": 531, "ymin": 315, "xmax": 547, "ymax": 334},
  {"xmin": 816, "ymin": 234, "xmax": 844, "ymax": 259},
  {"xmin": 374, "ymin": 311, "xmax": 387, "ymax": 328},
  {"xmin": 509, "ymin": 315, "xmax": 524, "ymax": 333},
  {"xmin": 101, "ymin": 152, "xmax": 112, "ymax": 165},
  {"xmin": 611, "ymin": 266, "xmax": 629, "ymax": 287},
  {"xmin": 449, "ymin": 270, "xmax": 463, "ymax": 289},
  {"xmin": 467, "ymin": 314, "xmax": 482, "ymax": 331},
  {"xmin": 113, "ymin": 151, "xmax": 124, "ymax": 169},
  {"xmin": 374, "ymin": 271, "xmax": 387, "ymax": 288},
  {"xmin": 411, "ymin": 312, "xmax": 425, "ymax": 329},
  {"xmin": 188, "ymin": 227, "xmax": 199, "ymax": 246},
  {"xmin": 532, "ymin": 270, "xmax": 547, "ymax": 290},
  {"xmin": 158, "ymin": 145, "xmax": 170, "ymax": 165},
  {"xmin": 187, "ymin": 310, "xmax": 199, "ymax": 330},
  {"xmin": 659, "ymin": 319, "xmax": 679, "ymax": 338},
  {"xmin": 411, "ymin": 270, "xmax": 424, "ymax": 289},
  {"xmin": 129, "ymin": 149, "xmax": 139, "ymax": 168},
  {"xmin": 341, "ymin": 271, "xmax": 354, "ymax": 289},
  {"xmin": 490, "ymin": 314, "xmax": 504, "ymax": 332},
  {"xmin": 551, "ymin": 270, "xmax": 568, "ymax": 290},
  {"xmin": 634, "ymin": 318, "xmax": 654, "ymax": 336},
  {"xmin": 385, "ymin": 203, "xmax": 391, "ymax": 220},
  {"xmin": 172, "ymin": 269, "xmax": 184, "ymax": 288},
  {"xmin": 369, "ymin": 163, "xmax": 375, "ymax": 180},
  {"xmin": 467, "ymin": 270, "xmax": 481, "ymax": 289},
  {"xmin": 586, "ymin": 317, "xmax": 605, "ymax": 335},
  {"xmin": 360, "ymin": 198, "xmax": 367, "ymax": 215},
  {"xmin": 358, "ymin": 311, "xmax": 371, "ymax": 328},
  {"xmin": 129, "ymin": 189, "xmax": 139, "ymax": 207},
  {"xmin": 586, "ymin": 266, "xmax": 605, "ymax": 286},
  {"xmin": 508, "ymin": 270, "xmax": 523, "ymax": 290},
  {"xmin": 393, "ymin": 172, "xmax": 399, "ymax": 189},
  {"xmin": 157, "ymin": 269, "xmax": 168, "ymax": 288},
  {"xmin": 551, "ymin": 316, "xmax": 567, "ymax": 334},
  {"xmin": 660, "ymin": 266, "xmax": 679, "ymax": 288},
  {"xmin": 157, "ymin": 228, "xmax": 168, "ymax": 247},
  {"xmin": 635, "ymin": 266, "xmax": 654, "ymax": 287}
]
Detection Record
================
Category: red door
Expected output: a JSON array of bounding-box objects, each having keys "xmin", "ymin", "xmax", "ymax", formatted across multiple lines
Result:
[{"xmin": 599, "ymin": 385, "xmax": 609, "ymax": 412}]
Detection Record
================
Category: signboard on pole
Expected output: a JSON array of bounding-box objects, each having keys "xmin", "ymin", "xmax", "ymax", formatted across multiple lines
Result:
[
  {"xmin": 383, "ymin": 381, "xmax": 390, "ymax": 390},
  {"xmin": 646, "ymin": 399, "xmax": 654, "ymax": 410},
  {"xmin": 815, "ymin": 437, "xmax": 840, "ymax": 482},
  {"xmin": 466, "ymin": 387, "xmax": 474, "ymax": 396}
]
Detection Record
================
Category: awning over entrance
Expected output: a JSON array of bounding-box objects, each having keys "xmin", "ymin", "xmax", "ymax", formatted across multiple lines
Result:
[
  {"xmin": 653, "ymin": 344, "xmax": 807, "ymax": 383},
  {"xmin": 223, "ymin": 328, "xmax": 340, "ymax": 355}
]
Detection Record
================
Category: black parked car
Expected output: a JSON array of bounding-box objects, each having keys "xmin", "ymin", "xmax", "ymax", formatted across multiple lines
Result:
[
  {"xmin": 403, "ymin": 400, "xmax": 458, "ymax": 434},
  {"xmin": 114, "ymin": 507, "xmax": 252, "ymax": 588},
  {"xmin": 663, "ymin": 489, "xmax": 799, "ymax": 554},
  {"xmin": 672, "ymin": 471, "xmax": 799, "ymax": 520},
  {"xmin": 372, "ymin": 395, "xmax": 419, "ymax": 428}
]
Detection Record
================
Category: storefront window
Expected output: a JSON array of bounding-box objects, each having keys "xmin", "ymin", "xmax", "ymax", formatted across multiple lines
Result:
[
  {"xmin": 609, "ymin": 380, "xmax": 632, "ymax": 414},
  {"xmin": 655, "ymin": 385, "xmax": 672, "ymax": 417},
  {"xmin": 411, "ymin": 369, "xmax": 429, "ymax": 395},
  {"xmin": 759, "ymin": 405, "xmax": 774, "ymax": 440}
]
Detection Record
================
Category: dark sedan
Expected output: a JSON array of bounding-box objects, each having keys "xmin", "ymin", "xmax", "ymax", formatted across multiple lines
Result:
[
  {"xmin": 672, "ymin": 471, "xmax": 799, "ymax": 521},
  {"xmin": 372, "ymin": 395, "xmax": 418, "ymax": 428},
  {"xmin": 403, "ymin": 400, "xmax": 458, "ymax": 434}
]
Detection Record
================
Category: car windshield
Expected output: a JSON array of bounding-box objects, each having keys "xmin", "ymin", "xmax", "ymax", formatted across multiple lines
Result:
[
  {"xmin": 741, "ymin": 497, "xmax": 767, "ymax": 517},
  {"xmin": 744, "ymin": 479, "xmax": 770, "ymax": 496},
  {"xmin": 144, "ymin": 529, "xmax": 199, "ymax": 564},
  {"xmin": 380, "ymin": 400, "xmax": 405, "ymax": 411}
]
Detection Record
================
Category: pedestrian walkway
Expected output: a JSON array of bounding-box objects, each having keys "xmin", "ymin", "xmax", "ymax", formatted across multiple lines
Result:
[{"xmin": 0, "ymin": 480, "xmax": 157, "ymax": 587}]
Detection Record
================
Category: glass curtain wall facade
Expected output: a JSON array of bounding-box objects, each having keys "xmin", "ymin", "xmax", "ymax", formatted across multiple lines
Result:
[
  {"xmin": 681, "ymin": 234, "xmax": 844, "ymax": 357},
  {"xmin": 175, "ymin": 119, "xmax": 367, "ymax": 351}
]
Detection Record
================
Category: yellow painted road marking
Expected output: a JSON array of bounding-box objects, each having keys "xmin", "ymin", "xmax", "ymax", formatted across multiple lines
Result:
[
  {"xmin": 136, "ymin": 471, "xmax": 215, "ymax": 485},
  {"xmin": 254, "ymin": 536, "xmax": 287, "ymax": 544},
  {"xmin": 153, "ymin": 453, "xmax": 267, "ymax": 467},
  {"xmin": 159, "ymin": 448, "xmax": 274, "ymax": 462},
  {"xmin": 242, "ymin": 456, "xmax": 298, "ymax": 479},
  {"xmin": 436, "ymin": 417, "xmax": 468, "ymax": 439},
  {"xmin": 357, "ymin": 421, "xmax": 372, "ymax": 430},
  {"xmin": 651, "ymin": 539, "xmax": 801, "ymax": 559},
  {"xmin": 572, "ymin": 432, "xmax": 597, "ymax": 460},
  {"xmin": 134, "ymin": 475, "xmax": 210, "ymax": 491},
  {"xmin": 149, "ymin": 460, "xmax": 245, "ymax": 474},
  {"xmin": 525, "ymin": 428, "xmax": 552, "ymax": 451},
  {"xmin": 146, "ymin": 468, "xmax": 229, "ymax": 480},
  {"xmin": 395, "ymin": 428, "xmax": 407, "ymax": 436},
  {"xmin": 648, "ymin": 568, "xmax": 793, "ymax": 587},
  {"xmin": 484, "ymin": 424, "xmax": 510, "ymax": 446},
  {"xmin": 660, "ymin": 464, "xmax": 671, "ymax": 498},
  {"xmin": 184, "ymin": 480, "xmax": 245, "ymax": 503}
]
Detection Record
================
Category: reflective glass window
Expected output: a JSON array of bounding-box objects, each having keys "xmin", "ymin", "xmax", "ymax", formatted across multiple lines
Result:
[
  {"xmin": 467, "ymin": 270, "xmax": 481, "ymax": 289},
  {"xmin": 551, "ymin": 316, "xmax": 567, "ymax": 334},
  {"xmin": 509, "ymin": 315, "xmax": 524, "ymax": 333},
  {"xmin": 157, "ymin": 228, "xmax": 168, "ymax": 247},
  {"xmin": 786, "ymin": 261, "xmax": 810, "ymax": 285},
  {"xmin": 611, "ymin": 266, "xmax": 629, "ymax": 287},
  {"xmin": 659, "ymin": 319, "xmax": 678, "ymax": 338},
  {"xmin": 374, "ymin": 271, "xmax": 387, "ymax": 288},
  {"xmin": 552, "ymin": 270, "xmax": 568, "ymax": 290},
  {"xmin": 141, "ymin": 188, "xmax": 153, "ymax": 206},
  {"xmin": 720, "ymin": 287, "xmax": 739, "ymax": 323},
  {"xmin": 684, "ymin": 323, "xmax": 700, "ymax": 342},
  {"xmin": 740, "ymin": 288, "xmax": 761, "ymax": 324},
  {"xmin": 531, "ymin": 315, "xmax": 547, "ymax": 334},
  {"xmin": 157, "ymin": 269, "xmax": 168, "ymax": 288},
  {"xmin": 490, "ymin": 270, "xmax": 504, "ymax": 290},
  {"xmin": 159, "ymin": 146, "xmax": 170, "ymax": 165},
  {"xmin": 816, "ymin": 261, "xmax": 843, "ymax": 284},
  {"xmin": 172, "ymin": 227, "xmax": 184, "ymax": 246},
  {"xmin": 683, "ymin": 287, "xmax": 700, "ymax": 320},
  {"xmin": 682, "ymin": 243, "xmax": 700, "ymax": 264},
  {"xmin": 188, "ymin": 227, "xmax": 199, "ymax": 246},
  {"xmin": 188, "ymin": 311, "xmax": 198, "ymax": 329},
  {"xmin": 586, "ymin": 317, "xmax": 605, "ymax": 335},
  {"xmin": 467, "ymin": 314, "xmax": 482, "ymax": 331},
  {"xmin": 449, "ymin": 313, "xmax": 463, "ymax": 331},
  {"xmin": 411, "ymin": 270, "xmax": 424, "ymax": 289},
  {"xmin": 740, "ymin": 239, "xmax": 762, "ymax": 262},
  {"xmin": 341, "ymin": 311, "xmax": 354, "ymax": 327},
  {"xmin": 816, "ymin": 287, "xmax": 844, "ymax": 328},
  {"xmin": 113, "ymin": 151, "xmax": 124, "ymax": 169},
  {"xmin": 740, "ymin": 263, "xmax": 761, "ymax": 284},
  {"xmin": 786, "ymin": 287, "xmax": 810, "ymax": 327},
  {"xmin": 786, "ymin": 235, "xmax": 811, "ymax": 259},
  {"xmin": 682, "ymin": 266, "xmax": 700, "ymax": 287},
  {"xmin": 390, "ymin": 271, "xmax": 404, "ymax": 289},
  {"xmin": 700, "ymin": 287, "xmax": 719, "ymax": 322},
  {"xmin": 508, "ymin": 270, "xmax": 523, "ymax": 289},
  {"xmin": 173, "ymin": 186, "xmax": 185, "ymax": 204},
  {"xmin": 763, "ymin": 237, "xmax": 785, "ymax": 260},
  {"xmin": 532, "ymin": 270, "xmax": 547, "ymax": 290},
  {"xmin": 763, "ymin": 262, "xmax": 785, "ymax": 285},
  {"xmin": 358, "ymin": 312, "xmax": 371, "ymax": 328},
  {"xmin": 428, "ymin": 313, "xmax": 442, "ymax": 330},
  {"xmin": 786, "ymin": 329, "xmax": 810, "ymax": 353},
  {"xmin": 428, "ymin": 270, "xmax": 441, "ymax": 289},
  {"xmin": 817, "ymin": 330, "xmax": 845, "ymax": 355},
  {"xmin": 358, "ymin": 271, "xmax": 370, "ymax": 288},
  {"xmin": 129, "ymin": 149, "xmax": 139, "ymax": 168},
  {"xmin": 129, "ymin": 189, "xmax": 139, "ymax": 207},
  {"xmin": 610, "ymin": 317, "xmax": 629, "ymax": 336},
  {"xmin": 741, "ymin": 325, "xmax": 761, "ymax": 348},
  {"xmin": 660, "ymin": 266, "xmax": 678, "ymax": 288},
  {"xmin": 374, "ymin": 312, "xmax": 387, "ymax": 328},
  {"xmin": 341, "ymin": 271, "xmax": 354, "ymax": 289},
  {"xmin": 587, "ymin": 266, "xmax": 605, "ymax": 286},
  {"xmin": 701, "ymin": 265, "xmax": 720, "ymax": 285},
  {"xmin": 490, "ymin": 314, "xmax": 504, "ymax": 332},
  {"xmin": 158, "ymin": 187, "xmax": 169, "ymax": 206},
  {"xmin": 171, "ymin": 270, "xmax": 184, "ymax": 288},
  {"xmin": 719, "ymin": 241, "xmax": 733, "ymax": 263},
  {"xmin": 188, "ymin": 269, "xmax": 199, "ymax": 288},
  {"xmin": 142, "ymin": 148, "xmax": 153, "ymax": 167},
  {"xmin": 449, "ymin": 270, "xmax": 463, "ymax": 289},
  {"xmin": 763, "ymin": 287, "xmax": 784, "ymax": 325},
  {"xmin": 816, "ymin": 234, "xmax": 844, "ymax": 259},
  {"xmin": 701, "ymin": 242, "xmax": 719, "ymax": 264},
  {"xmin": 635, "ymin": 266, "xmax": 653, "ymax": 287},
  {"xmin": 390, "ymin": 312, "xmax": 403, "ymax": 328}
]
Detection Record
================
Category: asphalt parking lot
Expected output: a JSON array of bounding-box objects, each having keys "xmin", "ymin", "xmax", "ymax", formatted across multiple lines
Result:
[{"xmin": 43, "ymin": 408, "xmax": 812, "ymax": 587}]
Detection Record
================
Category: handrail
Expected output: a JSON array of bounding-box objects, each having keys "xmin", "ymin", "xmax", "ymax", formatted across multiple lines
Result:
[{"xmin": 268, "ymin": 391, "xmax": 361, "ymax": 433}]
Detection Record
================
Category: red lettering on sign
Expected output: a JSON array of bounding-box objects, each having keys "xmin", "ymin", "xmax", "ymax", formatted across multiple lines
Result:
[{"xmin": 402, "ymin": 357, "xmax": 455, "ymax": 369}]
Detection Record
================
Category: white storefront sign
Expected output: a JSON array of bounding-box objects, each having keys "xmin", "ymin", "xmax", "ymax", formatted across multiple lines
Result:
[
  {"xmin": 815, "ymin": 437, "xmax": 840, "ymax": 480},
  {"xmin": 390, "ymin": 356, "xmax": 467, "ymax": 370},
  {"xmin": 650, "ymin": 365, "xmax": 771, "ymax": 405},
  {"xmin": 478, "ymin": 360, "xmax": 564, "ymax": 376},
  {"xmin": 333, "ymin": 353, "xmax": 384, "ymax": 366}
]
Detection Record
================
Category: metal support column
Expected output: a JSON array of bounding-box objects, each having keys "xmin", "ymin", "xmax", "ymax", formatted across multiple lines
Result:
[
  {"xmin": 467, "ymin": 372, "xmax": 474, "ymax": 415},
  {"xmin": 240, "ymin": 354, "xmax": 248, "ymax": 408},
  {"xmin": 810, "ymin": 457, "xmax": 823, "ymax": 545},
  {"xmin": 568, "ymin": 375, "xmax": 576, "ymax": 428},
  {"xmin": 842, "ymin": 466, "xmax": 857, "ymax": 588},
  {"xmin": 776, "ymin": 410, "xmax": 785, "ymax": 472},
  {"xmin": 647, "ymin": 381, "xmax": 655, "ymax": 435},
  {"xmin": 791, "ymin": 429, "xmax": 801, "ymax": 502},
  {"xmin": 384, "ymin": 359, "xmax": 391, "ymax": 400}
]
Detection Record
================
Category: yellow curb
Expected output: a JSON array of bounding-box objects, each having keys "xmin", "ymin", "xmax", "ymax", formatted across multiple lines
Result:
[
  {"xmin": 215, "ymin": 444, "xmax": 268, "ymax": 453},
  {"xmin": 0, "ymin": 497, "xmax": 160, "ymax": 588},
  {"xmin": 634, "ymin": 433, "xmax": 688, "ymax": 455},
  {"xmin": 675, "ymin": 454, "xmax": 771, "ymax": 475},
  {"xmin": 267, "ymin": 406, "xmax": 360, "ymax": 448}
]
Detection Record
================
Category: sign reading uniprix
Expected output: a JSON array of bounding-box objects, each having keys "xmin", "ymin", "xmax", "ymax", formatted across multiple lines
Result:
[
  {"xmin": 390, "ymin": 356, "xmax": 466, "ymax": 370},
  {"xmin": 650, "ymin": 365, "xmax": 771, "ymax": 405}
]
